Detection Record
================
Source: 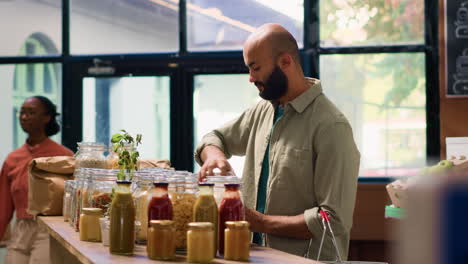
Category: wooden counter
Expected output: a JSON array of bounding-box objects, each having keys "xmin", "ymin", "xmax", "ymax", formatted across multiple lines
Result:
[{"xmin": 38, "ymin": 216, "xmax": 323, "ymax": 264}]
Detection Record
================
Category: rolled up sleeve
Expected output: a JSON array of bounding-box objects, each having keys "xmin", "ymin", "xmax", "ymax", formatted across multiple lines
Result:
[
  {"xmin": 304, "ymin": 121, "xmax": 360, "ymax": 237},
  {"xmin": 0, "ymin": 163, "xmax": 14, "ymax": 240}
]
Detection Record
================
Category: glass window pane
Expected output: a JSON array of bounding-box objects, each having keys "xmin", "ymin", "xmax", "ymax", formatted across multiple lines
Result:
[
  {"xmin": 0, "ymin": 63, "xmax": 63, "ymax": 162},
  {"xmin": 71, "ymin": 0, "xmax": 178, "ymax": 55},
  {"xmin": 320, "ymin": 53, "xmax": 426, "ymax": 177},
  {"xmin": 193, "ymin": 74, "xmax": 259, "ymax": 175},
  {"xmin": 187, "ymin": 0, "xmax": 304, "ymax": 51},
  {"xmin": 320, "ymin": 0, "xmax": 424, "ymax": 47},
  {"xmin": 83, "ymin": 76, "xmax": 170, "ymax": 160},
  {"xmin": 0, "ymin": 0, "xmax": 61, "ymax": 57}
]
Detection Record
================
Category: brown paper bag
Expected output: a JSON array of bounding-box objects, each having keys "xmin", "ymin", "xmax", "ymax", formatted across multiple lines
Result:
[
  {"xmin": 138, "ymin": 159, "xmax": 172, "ymax": 169},
  {"xmin": 27, "ymin": 156, "xmax": 75, "ymax": 216}
]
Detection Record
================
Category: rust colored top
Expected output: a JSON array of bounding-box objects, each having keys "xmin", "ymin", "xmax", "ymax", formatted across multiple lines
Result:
[{"xmin": 0, "ymin": 138, "xmax": 73, "ymax": 239}]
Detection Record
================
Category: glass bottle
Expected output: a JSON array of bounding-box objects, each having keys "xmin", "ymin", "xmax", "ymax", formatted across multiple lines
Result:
[
  {"xmin": 79, "ymin": 208, "xmax": 103, "ymax": 242},
  {"xmin": 205, "ymin": 175, "xmax": 240, "ymax": 207},
  {"xmin": 187, "ymin": 222, "xmax": 215, "ymax": 263},
  {"xmin": 193, "ymin": 183, "xmax": 218, "ymax": 256},
  {"xmin": 224, "ymin": 221, "xmax": 250, "ymax": 261},
  {"xmin": 218, "ymin": 183, "xmax": 245, "ymax": 255},
  {"xmin": 148, "ymin": 182, "xmax": 173, "ymax": 222},
  {"xmin": 109, "ymin": 181, "xmax": 135, "ymax": 255},
  {"xmin": 75, "ymin": 142, "xmax": 107, "ymax": 169},
  {"xmin": 147, "ymin": 220, "xmax": 176, "ymax": 260}
]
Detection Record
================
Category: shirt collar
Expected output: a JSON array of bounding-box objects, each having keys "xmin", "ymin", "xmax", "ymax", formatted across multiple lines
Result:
[
  {"xmin": 25, "ymin": 137, "xmax": 51, "ymax": 153},
  {"xmin": 286, "ymin": 77, "xmax": 322, "ymax": 114}
]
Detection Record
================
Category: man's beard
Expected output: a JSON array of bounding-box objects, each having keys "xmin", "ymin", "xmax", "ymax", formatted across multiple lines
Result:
[{"xmin": 255, "ymin": 66, "xmax": 288, "ymax": 101}]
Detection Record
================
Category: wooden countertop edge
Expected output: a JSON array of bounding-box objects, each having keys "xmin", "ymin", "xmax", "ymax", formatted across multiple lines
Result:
[
  {"xmin": 37, "ymin": 216, "xmax": 324, "ymax": 264},
  {"xmin": 37, "ymin": 216, "xmax": 93, "ymax": 264}
]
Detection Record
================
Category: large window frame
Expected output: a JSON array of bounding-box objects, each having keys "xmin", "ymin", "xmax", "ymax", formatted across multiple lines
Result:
[{"xmin": 0, "ymin": 0, "xmax": 439, "ymax": 181}]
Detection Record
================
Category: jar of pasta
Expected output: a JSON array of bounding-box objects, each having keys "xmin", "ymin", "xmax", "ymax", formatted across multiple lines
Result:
[
  {"xmin": 75, "ymin": 142, "xmax": 107, "ymax": 169},
  {"xmin": 147, "ymin": 220, "xmax": 176, "ymax": 260},
  {"xmin": 169, "ymin": 172, "xmax": 197, "ymax": 250},
  {"xmin": 187, "ymin": 222, "xmax": 215, "ymax": 263}
]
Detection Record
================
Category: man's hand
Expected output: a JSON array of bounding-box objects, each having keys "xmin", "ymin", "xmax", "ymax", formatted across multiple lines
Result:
[
  {"xmin": 245, "ymin": 208, "xmax": 267, "ymax": 233},
  {"xmin": 199, "ymin": 146, "xmax": 234, "ymax": 181}
]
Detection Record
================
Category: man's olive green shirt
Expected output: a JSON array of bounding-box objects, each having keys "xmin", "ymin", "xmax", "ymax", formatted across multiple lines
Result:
[{"xmin": 195, "ymin": 78, "xmax": 360, "ymax": 260}]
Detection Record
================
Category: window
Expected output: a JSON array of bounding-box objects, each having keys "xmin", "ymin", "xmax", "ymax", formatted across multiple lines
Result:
[
  {"xmin": 0, "ymin": 0, "xmax": 438, "ymax": 178},
  {"xmin": 82, "ymin": 76, "xmax": 171, "ymax": 160},
  {"xmin": 187, "ymin": 0, "xmax": 304, "ymax": 51},
  {"xmin": 70, "ymin": 0, "xmax": 179, "ymax": 54},
  {"xmin": 318, "ymin": 0, "xmax": 430, "ymax": 177},
  {"xmin": 193, "ymin": 74, "xmax": 259, "ymax": 175}
]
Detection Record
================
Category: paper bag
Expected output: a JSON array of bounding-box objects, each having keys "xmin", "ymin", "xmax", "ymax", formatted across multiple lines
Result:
[{"xmin": 27, "ymin": 156, "xmax": 75, "ymax": 216}]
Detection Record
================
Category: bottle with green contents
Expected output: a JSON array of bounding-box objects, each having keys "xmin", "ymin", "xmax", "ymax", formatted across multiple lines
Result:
[
  {"xmin": 109, "ymin": 180, "xmax": 135, "ymax": 255},
  {"xmin": 193, "ymin": 183, "xmax": 218, "ymax": 256}
]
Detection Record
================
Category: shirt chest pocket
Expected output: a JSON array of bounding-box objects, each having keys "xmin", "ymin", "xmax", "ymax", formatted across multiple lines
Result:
[{"xmin": 272, "ymin": 147, "xmax": 314, "ymax": 194}]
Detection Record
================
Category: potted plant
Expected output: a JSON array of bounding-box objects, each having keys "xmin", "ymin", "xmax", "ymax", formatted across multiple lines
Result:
[{"xmin": 111, "ymin": 130, "xmax": 142, "ymax": 181}]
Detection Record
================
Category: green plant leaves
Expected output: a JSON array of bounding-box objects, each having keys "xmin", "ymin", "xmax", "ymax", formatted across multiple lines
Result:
[{"xmin": 110, "ymin": 130, "xmax": 143, "ymax": 181}]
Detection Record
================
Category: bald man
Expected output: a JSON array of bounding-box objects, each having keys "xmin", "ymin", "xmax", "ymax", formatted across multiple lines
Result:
[{"xmin": 195, "ymin": 24, "xmax": 360, "ymax": 261}]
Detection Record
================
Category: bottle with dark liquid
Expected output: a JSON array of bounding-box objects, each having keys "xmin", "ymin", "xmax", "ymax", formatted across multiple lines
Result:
[
  {"xmin": 148, "ymin": 182, "xmax": 173, "ymax": 223},
  {"xmin": 218, "ymin": 183, "xmax": 244, "ymax": 255},
  {"xmin": 109, "ymin": 180, "xmax": 135, "ymax": 255}
]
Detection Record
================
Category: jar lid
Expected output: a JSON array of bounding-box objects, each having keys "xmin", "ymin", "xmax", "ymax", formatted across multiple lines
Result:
[
  {"xmin": 225, "ymin": 221, "xmax": 250, "ymax": 229},
  {"xmin": 82, "ymin": 208, "xmax": 103, "ymax": 215},
  {"xmin": 188, "ymin": 222, "xmax": 213, "ymax": 230},
  {"xmin": 116, "ymin": 180, "xmax": 132, "ymax": 185},
  {"xmin": 198, "ymin": 183, "xmax": 215, "ymax": 187},
  {"xmin": 150, "ymin": 220, "xmax": 174, "ymax": 228}
]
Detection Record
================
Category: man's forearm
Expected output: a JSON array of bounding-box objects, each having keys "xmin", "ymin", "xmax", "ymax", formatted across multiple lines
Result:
[
  {"xmin": 264, "ymin": 214, "xmax": 313, "ymax": 239},
  {"xmin": 245, "ymin": 208, "xmax": 313, "ymax": 239}
]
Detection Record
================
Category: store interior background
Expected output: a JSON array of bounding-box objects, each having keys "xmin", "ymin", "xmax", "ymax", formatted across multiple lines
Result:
[{"xmin": 1, "ymin": 0, "xmax": 467, "ymax": 263}]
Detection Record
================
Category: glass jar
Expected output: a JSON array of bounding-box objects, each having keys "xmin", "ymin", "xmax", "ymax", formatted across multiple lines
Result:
[
  {"xmin": 88, "ymin": 169, "xmax": 117, "ymax": 216},
  {"xmin": 79, "ymin": 208, "xmax": 103, "ymax": 242},
  {"xmin": 75, "ymin": 142, "xmax": 107, "ymax": 169},
  {"xmin": 63, "ymin": 180, "xmax": 75, "ymax": 222},
  {"xmin": 69, "ymin": 169, "xmax": 79, "ymax": 228},
  {"xmin": 224, "ymin": 221, "xmax": 250, "ymax": 261},
  {"xmin": 73, "ymin": 169, "xmax": 91, "ymax": 231},
  {"xmin": 193, "ymin": 183, "xmax": 218, "ymax": 256},
  {"xmin": 109, "ymin": 181, "xmax": 135, "ymax": 255},
  {"xmin": 187, "ymin": 222, "xmax": 215, "ymax": 263},
  {"xmin": 205, "ymin": 175, "xmax": 240, "ymax": 207},
  {"xmin": 133, "ymin": 174, "xmax": 154, "ymax": 244},
  {"xmin": 169, "ymin": 172, "xmax": 197, "ymax": 250},
  {"xmin": 218, "ymin": 183, "xmax": 245, "ymax": 255},
  {"xmin": 147, "ymin": 220, "xmax": 176, "ymax": 260}
]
